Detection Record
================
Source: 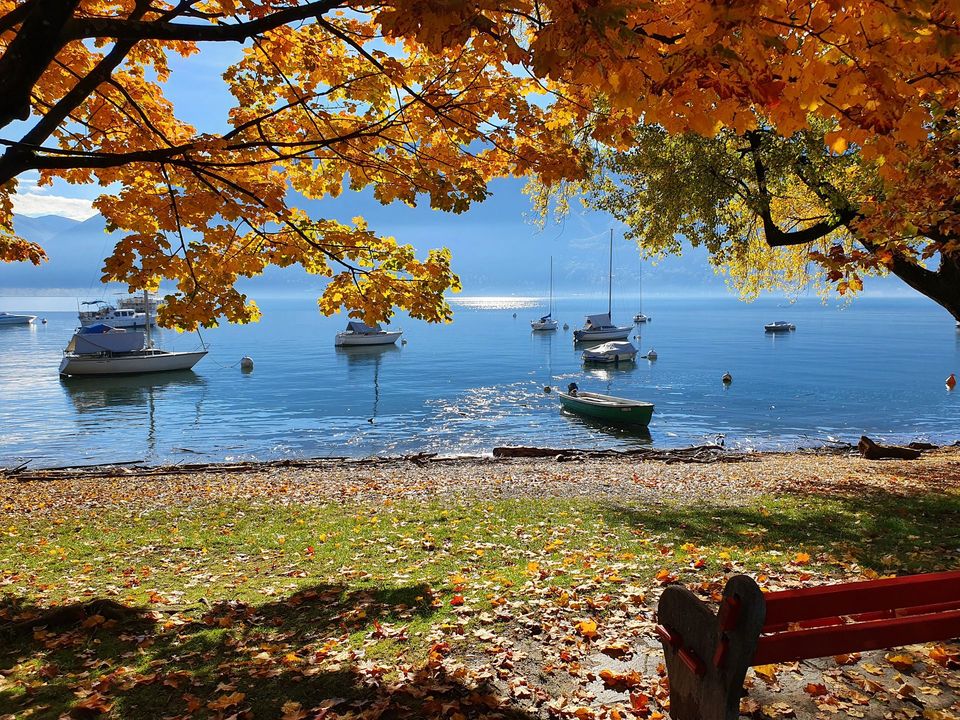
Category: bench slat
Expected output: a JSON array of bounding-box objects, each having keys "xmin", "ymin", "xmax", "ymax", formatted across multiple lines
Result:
[
  {"xmin": 753, "ymin": 608, "xmax": 960, "ymax": 665},
  {"xmin": 762, "ymin": 570, "xmax": 960, "ymax": 627}
]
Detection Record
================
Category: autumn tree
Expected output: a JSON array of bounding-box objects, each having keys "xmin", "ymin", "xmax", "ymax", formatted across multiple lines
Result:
[
  {"xmin": 0, "ymin": 0, "xmax": 581, "ymax": 328},
  {"xmin": 585, "ymin": 118, "xmax": 960, "ymax": 318},
  {"xmin": 521, "ymin": 1, "xmax": 960, "ymax": 317},
  {"xmin": 1, "ymin": 1, "xmax": 958, "ymax": 325}
]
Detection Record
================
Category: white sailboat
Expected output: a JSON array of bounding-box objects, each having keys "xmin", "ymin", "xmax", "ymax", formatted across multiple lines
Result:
[
  {"xmin": 531, "ymin": 256, "xmax": 559, "ymax": 331},
  {"xmin": 573, "ymin": 230, "xmax": 631, "ymax": 342},
  {"xmin": 59, "ymin": 290, "xmax": 207, "ymax": 376},
  {"xmin": 633, "ymin": 250, "xmax": 651, "ymax": 324}
]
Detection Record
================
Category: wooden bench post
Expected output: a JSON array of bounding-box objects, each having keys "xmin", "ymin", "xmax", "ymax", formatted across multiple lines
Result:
[
  {"xmin": 656, "ymin": 570, "xmax": 960, "ymax": 720},
  {"xmin": 657, "ymin": 575, "xmax": 766, "ymax": 720}
]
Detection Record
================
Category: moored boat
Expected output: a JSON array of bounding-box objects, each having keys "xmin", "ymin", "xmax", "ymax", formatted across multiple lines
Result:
[
  {"xmin": 581, "ymin": 340, "xmax": 638, "ymax": 364},
  {"xmin": 558, "ymin": 384, "xmax": 654, "ymax": 427},
  {"xmin": 335, "ymin": 321, "xmax": 403, "ymax": 346},
  {"xmin": 58, "ymin": 323, "xmax": 207, "ymax": 376},
  {"xmin": 531, "ymin": 256, "xmax": 559, "ymax": 331},
  {"xmin": 764, "ymin": 321, "xmax": 796, "ymax": 332},
  {"xmin": 573, "ymin": 313, "xmax": 631, "ymax": 342},
  {"xmin": 574, "ymin": 230, "xmax": 631, "ymax": 342},
  {"xmin": 0, "ymin": 312, "xmax": 36, "ymax": 326},
  {"xmin": 78, "ymin": 300, "xmax": 151, "ymax": 328}
]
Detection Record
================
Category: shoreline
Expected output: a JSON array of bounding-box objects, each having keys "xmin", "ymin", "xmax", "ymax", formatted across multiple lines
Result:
[{"xmin": 4, "ymin": 444, "xmax": 958, "ymax": 516}]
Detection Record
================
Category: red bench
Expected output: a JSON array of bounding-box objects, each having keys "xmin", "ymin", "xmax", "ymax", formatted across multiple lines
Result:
[{"xmin": 655, "ymin": 571, "xmax": 960, "ymax": 720}]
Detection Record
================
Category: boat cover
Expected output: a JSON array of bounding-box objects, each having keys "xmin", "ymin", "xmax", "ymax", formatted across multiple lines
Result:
[
  {"xmin": 78, "ymin": 323, "xmax": 123, "ymax": 334},
  {"xmin": 344, "ymin": 321, "xmax": 383, "ymax": 334},
  {"xmin": 586, "ymin": 341, "xmax": 637, "ymax": 355},
  {"xmin": 583, "ymin": 313, "xmax": 612, "ymax": 328},
  {"xmin": 538, "ymin": 313, "xmax": 552, "ymax": 322},
  {"xmin": 71, "ymin": 329, "xmax": 145, "ymax": 354}
]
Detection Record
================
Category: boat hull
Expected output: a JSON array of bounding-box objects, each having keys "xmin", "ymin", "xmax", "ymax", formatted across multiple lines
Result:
[
  {"xmin": 531, "ymin": 320, "xmax": 558, "ymax": 331},
  {"xmin": 573, "ymin": 327, "xmax": 631, "ymax": 342},
  {"xmin": 764, "ymin": 323, "xmax": 795, "ymax": 332},
  {"xmin": 0, "ymin": 314, "xmax": 36, "ymax": 325},
  {"xmin": 558, "ymin": 391, "xmax": 654, "ymax": 426},
  {"xmin": 58, "ymin": 350, "xmax": 207, "ymax": 376},
  {"xmin": 633, "ymin": 314, "xmax": 650, "ymax": 324},
  {"xmin": 334, "ymin": 331, "xmax": 402, "ymax": 346}
]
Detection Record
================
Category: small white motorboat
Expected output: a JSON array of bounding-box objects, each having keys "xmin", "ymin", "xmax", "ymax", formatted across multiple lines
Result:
[
  {"xmin": 0, "ymin": 312, "xmax": 36, "ymax": 326},
  {"xmin": 58, "ymin": 323, "xmax": 206, "ymax": 376},
  {"xmin": 335, "ymin": 321, "xmax": 403, "ymax": 346},
  {"xmin": 764, "ymin": 321, "xmax": 796, "ymax": 333},
  {"xmin": 582, "ymin": 340, "xmax": 638, "ymax": 364},
  {"xmin": 633, "ymin": 313, "xmax": 650, "ymax": 324}
]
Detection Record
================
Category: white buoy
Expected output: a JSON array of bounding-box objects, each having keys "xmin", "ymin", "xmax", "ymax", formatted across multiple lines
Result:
[
  {"xmin": 646, "ymin": 348, "xmax": 658, "ymax": 360},
  {"xmin": 240, "ymin": 356, "xmax": 254, "ymax": 371},
  {"xmin": 41, "ymin": 318, "xmax": 47, "ymax": 324},
  {"xmin": 722, "ymin": 372, "xmax": 732, "ymax": 384},
  {"xmin": 562, "ymin": 323, "xmax": 569, "ymax": 330}
]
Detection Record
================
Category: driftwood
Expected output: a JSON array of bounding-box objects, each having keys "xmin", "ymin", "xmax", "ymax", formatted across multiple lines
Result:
[
  {"xmin": 858, "ymin": 435, "xmax": 923, "ymax": 460},
  {"xmin": 493, "ymin": 444, "xmax": 752, "ymax": 464}
]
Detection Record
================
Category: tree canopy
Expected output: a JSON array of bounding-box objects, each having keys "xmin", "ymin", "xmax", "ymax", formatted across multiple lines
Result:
[{"xmin": 1, "ymin": 1, "xmax": 958, "ymax": 325}]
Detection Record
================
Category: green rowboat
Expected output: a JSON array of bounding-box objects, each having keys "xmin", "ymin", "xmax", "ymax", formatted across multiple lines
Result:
[{"xmin": 558, "ymin": 391, "xmax": 654, "ymax": 427}]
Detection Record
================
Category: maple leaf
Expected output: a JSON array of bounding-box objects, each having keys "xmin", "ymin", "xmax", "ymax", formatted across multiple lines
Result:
[{"xmin": 576, "ymin": 619, "xmax": 598, "ymax": 639}]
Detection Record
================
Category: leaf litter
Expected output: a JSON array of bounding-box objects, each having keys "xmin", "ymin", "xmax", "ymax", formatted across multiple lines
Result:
[{"xmin": 1, "ymin": 450, "xmax": 959, "ymax": 719}]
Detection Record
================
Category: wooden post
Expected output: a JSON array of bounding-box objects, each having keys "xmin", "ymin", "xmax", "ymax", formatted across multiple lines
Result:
[{"xmin": 656, "ymin": 575, "xmax": 766, "ymax": 720}]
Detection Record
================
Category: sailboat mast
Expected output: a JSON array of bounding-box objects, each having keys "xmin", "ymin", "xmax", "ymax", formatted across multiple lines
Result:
[
  {"xmin": 549, "ymin": 256, "xmax": 553, "ymax": 315},
  {"xmin": 608, "ymin": 229, "xmax": 613, "ymax": 317},
  {"xmin": 638, "ymin": 250, "xmax": 642, "ymax": 315},
  {"xmin": 143, "ymin": 288, "xmax": 152, "ymax": 349}
]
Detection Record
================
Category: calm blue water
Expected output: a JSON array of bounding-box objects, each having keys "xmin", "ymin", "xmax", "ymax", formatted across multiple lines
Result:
[{"xmin": 1, "ymin": 295, "xmax": 958, "ymax": 468}]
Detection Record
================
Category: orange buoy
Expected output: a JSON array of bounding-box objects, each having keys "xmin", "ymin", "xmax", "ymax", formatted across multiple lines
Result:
[{"xmin": 947, "ymin": 373, "xmax": 957, "ymax": 389}]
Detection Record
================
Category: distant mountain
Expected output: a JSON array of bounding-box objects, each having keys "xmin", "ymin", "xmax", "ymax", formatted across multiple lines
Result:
[
  {"xmin": 1, "ymin": 181, "xmax": 909, "ymax": 299},
  {"xmin": 1, "ymin": 215, "xmax": 118, "ymax": 294}
]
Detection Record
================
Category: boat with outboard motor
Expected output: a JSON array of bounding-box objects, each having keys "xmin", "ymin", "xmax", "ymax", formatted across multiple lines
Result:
[{"xmin": 558, "ymin": 383, "xmax": 654, "ymax": 427}]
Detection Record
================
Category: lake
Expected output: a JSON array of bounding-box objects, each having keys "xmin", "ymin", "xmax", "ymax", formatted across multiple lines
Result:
[{"xmin": 1, "ymin": 295, "xmax": 958, "ymax": 468}]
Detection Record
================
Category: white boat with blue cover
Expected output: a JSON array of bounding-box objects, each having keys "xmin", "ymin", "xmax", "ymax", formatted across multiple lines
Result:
[
  {"xmin": 531, "ymin": 256, "xmax": 559, "ymax": 331},
  {"xmin": 335, "ymin": 321, "xmax": 403, "ymax": 346},
  {"xmin": 59, "ymin": 296, "xmax": 207, "ymax": 378},
  {"xmin": 0, "ymin": 312, "xmax": 36, "ymax": 326}
]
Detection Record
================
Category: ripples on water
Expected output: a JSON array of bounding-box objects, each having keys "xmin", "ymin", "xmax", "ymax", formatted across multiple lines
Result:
[{"xmin": 0, "ymin": 295, "xmax": 958, "ymax": 467}]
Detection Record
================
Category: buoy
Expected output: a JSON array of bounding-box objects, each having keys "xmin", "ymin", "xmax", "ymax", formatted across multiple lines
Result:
[
  {"xmin": 240, "ymin": 356, "xmax": 254, "ymax": 371},
  {"xmin": 512, "ymin": 312, "xmax": 517, "ymax": 318},
  {"xmin": 562, "ymin": 323, "xmax": 569, "ymax": 330},
  {"xmin": 543, "ymin": 386, "xmax": 552, "ymax": 393},
  {"xmin": 947, "ymin": 373, "xmax": 956, "ymax": 389},
  {"xmin": 367, "ymin": 418, "xmax": 374, "ymax": 423},
  {"xmin": 646, "ymin": 349, "xmax": 658, "ymax": 360},
  {"xmin": 401, "ymin": 339, "xmax": 408, "ymax": 345},
  {"xmin": 41, "ymin": 318, "xmax": 47, "ymax": 324},
  {"xmin": 722, "ymin": 372, "xmax": 732, "ymax": 384}
]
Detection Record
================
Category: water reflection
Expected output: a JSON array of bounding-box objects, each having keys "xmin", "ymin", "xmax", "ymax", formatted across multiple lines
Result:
[
  {"xmin": 335, "ymin": 344, "xmax": 400, "ymax": 420},
  {"xmin": 559, "ymin": 411, "xmax": 653, "ymax": 444},
  {"xmin": 60, "ymin": 371, "xmax": 207, "ymax": 414}
]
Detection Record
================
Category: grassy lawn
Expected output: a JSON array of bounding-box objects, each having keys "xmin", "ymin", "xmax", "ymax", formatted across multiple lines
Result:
[{"xmin": 2, "ymin": 484, "xmax": 959, "ymax": 719}]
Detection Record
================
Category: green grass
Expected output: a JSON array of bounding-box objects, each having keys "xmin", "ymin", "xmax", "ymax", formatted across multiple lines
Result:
[{"xmin": 2, "ymin": 487, "xmax": 958, "ymax": 719}]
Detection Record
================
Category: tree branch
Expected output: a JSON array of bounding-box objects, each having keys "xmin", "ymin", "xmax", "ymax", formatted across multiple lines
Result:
[{"xmin": 61, "ymin": 0, "xmax": 344, "ymax": 42}]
